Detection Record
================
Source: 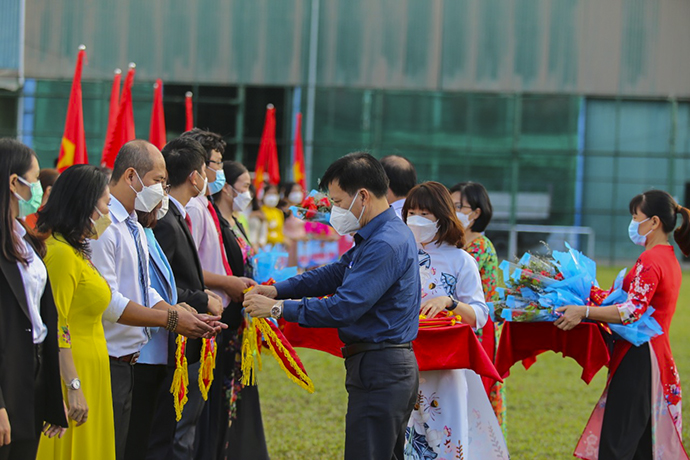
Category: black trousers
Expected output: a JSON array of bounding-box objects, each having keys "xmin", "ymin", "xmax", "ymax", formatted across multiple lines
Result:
[
  {"xmin": 125, "ymin": 364, "xmax": 176, "ymax": 460},
  {"xmin": 599, "ymin": 342, "xmax": 652, "ymax": 460},
  {"xmin": 110, "ymin": 359, "xmax": 135, "ymax": 460},
  {"xmin": 0, "ymin": 343, "xmax": 46, "ymax": 460},
  {"xmin": 344, "ymin": 346, "xmax": 419, "ymax": 460}
]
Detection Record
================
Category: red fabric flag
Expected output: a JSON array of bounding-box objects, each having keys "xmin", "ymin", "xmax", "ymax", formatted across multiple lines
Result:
[
  {"xmin": 101, "ymin": 64, "xmax": 136, "ymax": 168},
  {"xmin": 56, "ymin": 45, "xmax": 88, "ymax": 172},
  {"xmin": 149, "ymin": 79, "xmax": 166, "ymax": 150},
  {"xmin": 185, "ymin": 92, "xmax": 193, "ymax": 131},
  {"xmin": 101, "ymin": 68, "xmax": 121, "ymax": 162},
  {"xmin": 254, "ymin": 104, "xmax": 280, "ymax": 192},
  {"xmin": 292, "ymin": 112, "xmax": 306, "ymax": 190}
]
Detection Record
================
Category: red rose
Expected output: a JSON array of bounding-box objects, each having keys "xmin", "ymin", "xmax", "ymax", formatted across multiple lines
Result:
[{"xmin": 305, "ymin": 209, "xmax": 316, "ymax": 219}]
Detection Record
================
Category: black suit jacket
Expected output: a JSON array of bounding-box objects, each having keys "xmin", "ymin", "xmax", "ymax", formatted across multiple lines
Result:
[
  {"xmin": 0, "ymin": 237, "xmax": 68, "ymax": 441},
  {"xmin": 215, "ymin": 205, "xmax": 249, "ymax": 332},
  {"xmin": 153, "ymin": 201, "xmax": 209, "ymax": 362}
]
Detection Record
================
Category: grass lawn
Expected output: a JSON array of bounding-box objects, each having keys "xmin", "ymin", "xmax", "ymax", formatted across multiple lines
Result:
[{"xmin": 259, "ymin": 266, "xmax": 690, "ymax": 459}]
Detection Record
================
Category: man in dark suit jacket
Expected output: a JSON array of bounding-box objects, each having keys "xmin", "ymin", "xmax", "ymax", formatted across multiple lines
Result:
[
  {"xmin": 0, "ymin": 233, "xmax": 67, "ymax": 460},
  {"xmin": 152, "ymin": 137, "xmax": 224, "ymax": 460}
]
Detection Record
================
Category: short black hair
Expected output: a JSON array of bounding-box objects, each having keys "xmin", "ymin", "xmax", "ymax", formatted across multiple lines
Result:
[
  {"xmin": 111, "ymin": 140, "xmax": 155, "ymax": 183},
  {"xmin": 449, "ymin": 182, "xmax": 493, "ymax": 233},
  {"xmin": 380, "ymin": 155, "xmax": 417, "ymax": 198},
  {"xmin": 180, "ymin": 128, "xmax": 226, "ymax": 162},
  {"xmin": 319, "ymin": 152, "xmax": 389, "ymax": 198},
  {"xmin": 36, "ymin": 165, "xmax": 108, "ymax": 258},
  {"xmin": 161, "ymin": 137, "xmax": 206, "ymax": 188}
]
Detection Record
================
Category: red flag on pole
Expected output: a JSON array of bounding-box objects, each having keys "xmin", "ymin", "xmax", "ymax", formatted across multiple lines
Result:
[
  {"xmin": 254, "ymin": 104, "xmax": 280, "ymax": 193},
  {"xmin": 292, "ymin": 112, "xmax": 306, "ymax": 191},
  {"xmin": 101, "ymin": 63, "xmax": 136, "ymax": 168},
  {"xmin": 101, "ymin": 68, "xmax": 122, "ymax": 162},
  {"xmin": 149, "ymin": 79, "xmax": 166, "ymax": 150},
  {"xmin": 185, "ymin": 92, "xmax": 194, "ymax": 131},
  {"xmin": 56, "ymin": 45, "xmax": 88, "ymax": 172}
]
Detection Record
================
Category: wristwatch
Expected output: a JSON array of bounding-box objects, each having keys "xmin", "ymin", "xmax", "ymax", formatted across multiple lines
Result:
[
  {"xmin": 270, "ymin": 300, "xmax": 284, "ymax": 319},
  {"xmin": 67, "ymin": 378, "xmax": 81, "ymax": 391},
  {"xmin": 446, "ymin": 296, "xmax": 460, "ymax": 312}
]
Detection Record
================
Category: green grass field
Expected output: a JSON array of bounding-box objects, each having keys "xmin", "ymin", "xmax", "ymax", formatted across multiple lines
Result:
[{"xmin": 258, "ymin": 266, "xmax": 690, "ymax": 459}]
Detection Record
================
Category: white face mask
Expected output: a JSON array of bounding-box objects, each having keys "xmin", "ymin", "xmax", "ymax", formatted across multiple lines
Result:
[
  {"xmin": 191, "ymin": 171, "xmax": 207, "ymax": 198},
  {"xmin": 157, "ymin": 194, "xmax": 169, "ymax": 220},
  {"xmin": 407, "ymin": 215, "xmax": 438, "ymax": 244},
  {"xmin": 456, "ymin": 211, "xmax": 472, "ymax": 229},
  {"xmin": 329, "ymin": 190, "xmax": 365, "ymax": 236},
  {"xmin": 131, "ymin": 171, "xmax": 165, "ymax": 213},
  {"xmin": 232, "ymin": 186, "xmax": 252, "ymax": 212},
  {"xmin": 288, "ymin": 190, "xmax": 304, "ymax": 204},
  {"xmin": 263, "ymin": 193, "xmax": 280, "ymax": 208}
]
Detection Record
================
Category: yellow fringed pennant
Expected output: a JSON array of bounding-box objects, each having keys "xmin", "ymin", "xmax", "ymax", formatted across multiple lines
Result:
[
  {"xmin": 240, "ymin": 316, "xmax": 261, "ymax": 387},
  {"xmin": 254, "ymin": 317, "xmax": 314, "ymax": 393},
  {"xmin": 170, "ymin": 335, "xmax": 189, "ymax": 421},
  {"xmin": 198, "ymin": 337, "xmax": 217, "ymax": 400}
]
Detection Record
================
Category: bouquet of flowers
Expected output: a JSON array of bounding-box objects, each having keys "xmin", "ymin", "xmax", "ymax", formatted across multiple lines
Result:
[
  {"xmin": 289, "ymin": 190, "xmax": 332, "ymax": 225},
  {"xmin": 489, "ymin": 243, "xmax": 663, "ymax": 346}
]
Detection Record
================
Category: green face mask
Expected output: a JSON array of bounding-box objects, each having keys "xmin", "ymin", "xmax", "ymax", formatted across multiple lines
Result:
[{"xmin": 14, "ymin": 176, "xmax": 43, "ymax": 218}]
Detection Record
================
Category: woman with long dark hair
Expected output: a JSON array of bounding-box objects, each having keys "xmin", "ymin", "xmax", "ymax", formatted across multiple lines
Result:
[
  {"xmin": 35, "ymin": 165, "xmax": 116, "ymax": 460},
  {"xmin": 557, "ymin": 190, "xmax": 690, "ymax": 460},
  {"xmin": 402, "ymin": 182, "xmax": 508, "ymax": 460},
  {"xmin": 0, "ymin": 138, "xmax": 67, "ymax": 460}
]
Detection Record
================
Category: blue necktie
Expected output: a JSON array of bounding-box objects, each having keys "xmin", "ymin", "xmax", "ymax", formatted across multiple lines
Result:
[{"xmin": 125, "ymin": 217, "xmax": 151, "ymax": 339}]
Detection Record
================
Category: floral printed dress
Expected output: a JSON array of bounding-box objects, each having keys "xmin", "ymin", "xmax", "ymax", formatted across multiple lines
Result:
[
  {"xmin": 405, "ymin": 241, "xmax": 509, "ymax": 460},
  {"xmin": 574, "ymin": 245, "xmax": 688, "ymax": 459},
  {"xmin": 466, "ymin": 236, "xmax": 506, "ymax": 434}
]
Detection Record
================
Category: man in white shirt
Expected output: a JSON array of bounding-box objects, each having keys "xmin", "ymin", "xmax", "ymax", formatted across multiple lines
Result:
[
  {"xmin": 380, "ymin": 155, "xmax": 417, "ymax": 219},
  {"xmin": 91, "ymin": 140, "xmax": 224, "ymax": 460}
]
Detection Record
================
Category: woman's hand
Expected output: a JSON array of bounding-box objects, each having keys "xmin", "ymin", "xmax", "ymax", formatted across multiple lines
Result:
[
  {"xmin": 420, "ymin": 296, "xmax": 451, "ymax": 319},
  {"xmin": 42, "ymin": 421, "xmax": 66, "ymax": 439},
  {"xmin": 554, "ymin": 305, "xmax": 587, "ymax": 331},
  {"xmin": 0, "ymin": 408, "xmax": 10, "ymax": 446},
  {"xmin": 67, "ymin": 387, "xmax": 89, "ymax": 426}
]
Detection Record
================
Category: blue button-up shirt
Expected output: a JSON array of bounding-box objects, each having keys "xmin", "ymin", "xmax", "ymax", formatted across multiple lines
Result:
[{"xmin": 277, "ymin": 207, "xmax": 421, "ymax": 345}]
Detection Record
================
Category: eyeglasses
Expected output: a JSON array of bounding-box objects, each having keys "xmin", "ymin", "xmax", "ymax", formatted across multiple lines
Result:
[
  {"xmin": 455, "ymin": 204, "xmax": 473, "ymax": 211},
  {"xmin": 208, "ymin": 160, "xmax": 223, "ymax": 167}
]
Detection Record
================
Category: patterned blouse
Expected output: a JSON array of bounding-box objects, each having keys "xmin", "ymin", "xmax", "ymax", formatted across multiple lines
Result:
[{"xmin": 465, "ymin": 235, "xmax": 500, "ymax": 303}]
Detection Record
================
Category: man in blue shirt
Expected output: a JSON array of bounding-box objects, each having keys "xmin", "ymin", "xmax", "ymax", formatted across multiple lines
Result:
[{"xmin": 244, "ymin": 152, "xmax": 420, "ymax": 460}]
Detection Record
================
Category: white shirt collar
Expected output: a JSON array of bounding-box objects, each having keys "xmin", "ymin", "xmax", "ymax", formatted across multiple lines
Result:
[
  {"xmin": 109, "ymin": 195, "xmax": 134, "ymax": 223},
  {"xmin": 14, "ymin": 219, "xmax": 27, "ymax": 237},
  {"xmin": 169, "ymin": 195, "xmax": 187, "ymax": 218}
]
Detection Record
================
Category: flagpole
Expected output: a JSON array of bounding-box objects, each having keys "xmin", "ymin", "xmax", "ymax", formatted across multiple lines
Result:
[{"xmin": 304, "ymin": 0, "xmax": 320, "ymax": 189}]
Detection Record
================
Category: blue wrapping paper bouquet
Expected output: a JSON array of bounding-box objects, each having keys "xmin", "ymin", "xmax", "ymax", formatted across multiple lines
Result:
[{"xmin": 488, "ymin": 243, "xmax": 662, "ymax": 346}]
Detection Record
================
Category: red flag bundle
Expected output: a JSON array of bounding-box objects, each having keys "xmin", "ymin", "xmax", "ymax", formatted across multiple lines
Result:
[
  {"xmin": 149, "ymin": 79, "xmax": 166, "ymax": 150},
  {"xmin": 101, "ymin": 68, "xmax": 121, "ymax": 163},
  {"xmin": 56, "ymin": 45, "xmax": 88, "ymax": 172},
  {"xmin": 185, "ymin": 91, "xmax": 194, "ymax": 131},
  {"xmin": 254, "ymin": 104, "xmax": 280, "ymax": 193},
  {"xmin": 292, "ymin": 112, "xmax": 306, "ymax": 190},
  {"xmin": 101, "ymin": 63, "xmax": 136, "ymax": 168}
]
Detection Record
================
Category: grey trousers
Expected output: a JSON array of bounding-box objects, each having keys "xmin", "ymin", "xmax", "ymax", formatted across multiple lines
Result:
[{"xmin": 344, "ymin": 346, "xmax": 419, "ymax": 460}]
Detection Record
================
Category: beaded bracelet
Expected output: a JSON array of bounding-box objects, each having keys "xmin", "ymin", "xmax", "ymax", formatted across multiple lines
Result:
[{"xmin": 165, "ymin": 309, "xmax": 179, "ymax": 332}]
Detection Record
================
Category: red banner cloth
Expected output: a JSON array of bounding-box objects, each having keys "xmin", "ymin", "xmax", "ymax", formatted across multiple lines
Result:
[
  {"xmin": 495, "ymin": 322, "xmax": 610, "ymax": 384},
  {"xmin": 281, "ymin": 322, "xmax": 502, "ymax": 381}
]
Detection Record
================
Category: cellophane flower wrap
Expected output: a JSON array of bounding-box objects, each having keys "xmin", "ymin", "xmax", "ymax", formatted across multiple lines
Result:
[
  {"xmin": 593, "ymin": 268, "xmax": 663, "ymax": 346},
  {"xmin": 252, "ymin": 244, "xmax": 298, "ymax": 284},
  {"xmin": 490, "ymin": 243, "xmax": 663, "ymax": 345},
  {"xmin": 289, "ymin": 190, "xmax": 332, "ymax": 225}
]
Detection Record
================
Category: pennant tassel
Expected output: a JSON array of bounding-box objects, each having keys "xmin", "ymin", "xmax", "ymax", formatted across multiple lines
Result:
[
  {"xmin": 198, "ymin": 336, "xmax": 217, "ymax": 400},
  {"xmin": 170, "ymin": 335, "xmax": 189, "ymax": 421}
]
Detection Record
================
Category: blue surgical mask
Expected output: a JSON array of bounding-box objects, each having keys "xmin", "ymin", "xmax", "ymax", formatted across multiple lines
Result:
[
  {"xmin": 208, "ymin": 168, "xmax": 226, "ymax": 195},
  {"xmin": 14, "ymin": 176, "xmax": 43, "ymax": 218},
  {"xmin": 628, "ymin": 217, "xmax": 651, "ymax": 246}
]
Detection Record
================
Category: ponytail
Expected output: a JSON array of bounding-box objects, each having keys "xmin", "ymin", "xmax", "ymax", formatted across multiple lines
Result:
[{"xmin": 674, "ymin": 205, "xmax": 690, "ymax": 256}]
